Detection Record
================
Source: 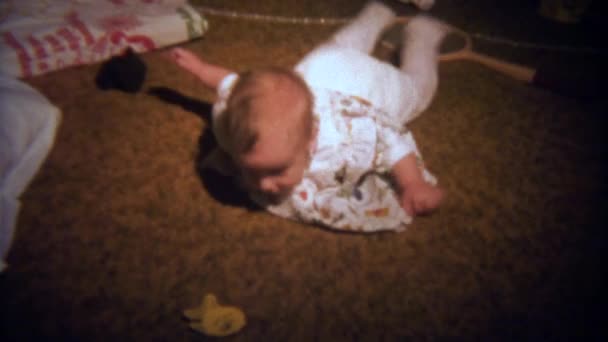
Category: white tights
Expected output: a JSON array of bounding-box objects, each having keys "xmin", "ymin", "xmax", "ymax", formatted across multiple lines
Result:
[{"xmin": 327, "ymin": 2, "xmax": 444, "ymax": 117}]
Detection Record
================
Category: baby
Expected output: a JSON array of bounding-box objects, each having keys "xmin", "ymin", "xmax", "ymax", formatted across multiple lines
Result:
[{"xmin": 169, "ymin": 1, "xmax": 445, "ymax": 232}]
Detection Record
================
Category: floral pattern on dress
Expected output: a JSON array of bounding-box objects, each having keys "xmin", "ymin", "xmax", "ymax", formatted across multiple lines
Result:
[{"xmin": 262, "ymin": 87, "xmax": 437, "ymax": 232}]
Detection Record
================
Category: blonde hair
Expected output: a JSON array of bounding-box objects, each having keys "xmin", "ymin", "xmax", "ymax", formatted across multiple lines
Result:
[{"xmin": 219, "ymin": 67, "xmax": 313, "ymax": 155}]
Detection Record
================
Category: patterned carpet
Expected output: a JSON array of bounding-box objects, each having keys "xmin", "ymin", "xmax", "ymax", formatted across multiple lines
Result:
[{"xmin": 2, "ymin": 0, "xmax": 606, "ymax": 340}]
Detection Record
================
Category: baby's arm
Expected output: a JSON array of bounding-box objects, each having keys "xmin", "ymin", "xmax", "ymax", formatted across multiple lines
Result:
[
  {"xmin": 391, "ymin": 153, "xmax": 444, "ymax": 217},
  {"xmin": 167, "ymin": 47, "xmax": 233, "ymax": 90},
  {"xmin": 374, "ymin": 123, "xmax": 443, "ymax": 217}
]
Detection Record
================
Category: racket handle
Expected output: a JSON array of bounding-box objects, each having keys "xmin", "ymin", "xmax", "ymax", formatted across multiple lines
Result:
[
  {"xmin": 460, "ymin": 52, "xmax": 605, "ymax": 99},
  {"xmin": 466, "ymin": 52, "xmax": 536, "ymax": 83}
]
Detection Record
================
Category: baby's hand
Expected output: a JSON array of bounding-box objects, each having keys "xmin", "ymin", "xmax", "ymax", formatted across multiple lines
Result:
[
  {"xmin": 399, "ymin": 181, "xmax": 444, "ymax": 217},
  {"xmin": 166, "ymin": 47, "xmax": 204, "ymax": 76}
]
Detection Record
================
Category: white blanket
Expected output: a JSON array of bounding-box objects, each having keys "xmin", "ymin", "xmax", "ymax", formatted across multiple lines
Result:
[
  {"xmin": 0, "ymin": 74, "xmax": 61, "ymax": 271},
  {"xmin": 0, "ymin": 0, "xmax": 208, "ymax": 78}
]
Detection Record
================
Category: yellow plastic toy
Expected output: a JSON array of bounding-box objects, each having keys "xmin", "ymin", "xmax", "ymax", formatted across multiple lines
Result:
[{"xmin": 183, "ymin": 294, "xmax": 246, "ymax": 337}]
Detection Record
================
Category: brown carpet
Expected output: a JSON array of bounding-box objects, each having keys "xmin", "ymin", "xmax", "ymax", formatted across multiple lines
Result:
[{"xmin": 2, "ymin": 0, "xmax": 607, "ymax": 340}]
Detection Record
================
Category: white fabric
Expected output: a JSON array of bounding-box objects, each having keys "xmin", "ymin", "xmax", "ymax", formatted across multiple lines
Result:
[
  {"xmin": 0, "ymin": 74, "xmax": 61, "ymax": 271},
  {"xmin": 296, "ymin": 47, "xmax": 420, "ymax": 126},
  {"xmin": 0, "ymin": 0, "xmax": 208, "ymax": 78},
  {"xmin": 212, "ymin": 73, "xmax": 239, "ymax": 154}
]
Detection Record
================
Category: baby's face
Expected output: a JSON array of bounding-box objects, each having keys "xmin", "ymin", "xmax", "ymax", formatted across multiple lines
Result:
[{"xmin": 236, "ymin": 127, "xmax": 311, "ymax": 203}]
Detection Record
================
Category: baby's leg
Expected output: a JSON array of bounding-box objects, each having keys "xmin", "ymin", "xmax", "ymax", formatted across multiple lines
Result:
[
  {"xmin": 327, "ymin": 1, "xmax": 396, "ymax": 54},
  {"xmin": 400, "ymin": 16, "xmax": 447, "ymax": 120}
]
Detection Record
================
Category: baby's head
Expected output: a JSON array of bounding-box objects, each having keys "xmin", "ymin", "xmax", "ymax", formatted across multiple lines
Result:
[{"xmin": 216, "ymin": 67, "xmax": 314, "ymax": 202}]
